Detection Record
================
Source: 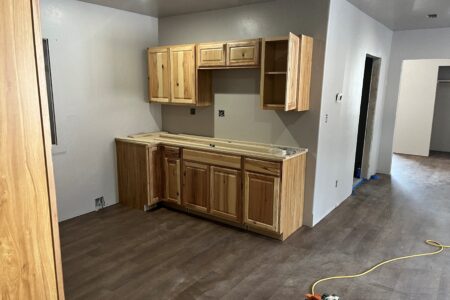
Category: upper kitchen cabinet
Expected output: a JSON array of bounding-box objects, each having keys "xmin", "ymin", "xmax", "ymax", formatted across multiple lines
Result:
[
  {"xmin": 147, "ymin": 44, "xmax": 213, "ymax": 106},
  {"xmin": 197, "ymin": 42, "xmax": 226, "ymax": 67},
  {"xmin": 260, "ymin": 33, "xmax": 313, "ymax": 111},
  {"xmin": 170, "ymin": 45, "xmax": 196, "ymax": 104},
  {"xmin": 148, "ymin": 47, "xmax": 170, "ymax": 103},
  {"xmin": 227, "ymin": 39, "xmax": 260, "ymax": 67}
]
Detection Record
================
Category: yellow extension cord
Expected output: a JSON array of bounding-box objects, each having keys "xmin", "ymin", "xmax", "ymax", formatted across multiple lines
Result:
[{"xmin": 311, "ymin": 240, "xmax": 450, "ymax": 295}]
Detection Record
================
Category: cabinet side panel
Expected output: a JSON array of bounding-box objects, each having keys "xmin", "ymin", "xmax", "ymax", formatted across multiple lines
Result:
[{"xmin": 280, "ymin": 153, "xmax": 306, "ymax": 239}]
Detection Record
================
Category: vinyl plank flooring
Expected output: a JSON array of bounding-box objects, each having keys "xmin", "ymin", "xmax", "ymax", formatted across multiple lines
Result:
[{"xmin": 60, "ymin": 153, "xmax": 450, "ymax": 299}]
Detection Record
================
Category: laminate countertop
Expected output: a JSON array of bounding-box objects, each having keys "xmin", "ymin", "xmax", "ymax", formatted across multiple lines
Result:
[{"xmin": 116, "ymin": 132, "xmax": 307, "ymax": 161}]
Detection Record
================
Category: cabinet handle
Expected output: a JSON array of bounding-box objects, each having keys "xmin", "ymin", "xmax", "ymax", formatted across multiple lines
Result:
[{"xmin": 241, "ymin": 53, "xmax": 245, "ymax": 57}]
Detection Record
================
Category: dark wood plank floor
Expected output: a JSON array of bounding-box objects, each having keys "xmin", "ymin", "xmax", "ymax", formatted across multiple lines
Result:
[{"xmin": 60, "ymin": 153, "xmax": 450, "ymax": 299}]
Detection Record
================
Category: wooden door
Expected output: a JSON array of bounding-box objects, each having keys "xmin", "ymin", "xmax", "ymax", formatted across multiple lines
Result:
[
  {"xmin": 182, "ymin": 161, "xmax": 209, "ymax": 213},
  {"xmin": 0, "ymin": 0, "xmax": 64, "ymax": 298},
  {"xmin": 210, "ymin": 167, "xmax": 241, "ymax": 223},
  {"xmin": 170, "ymin": 45, "xmax": 196, "ymax": 104},
  {"xmin": 148, "ymin": 47, "xmax": 170, "ymax": 103},
  {"xmin": 227, "ymin": 39, "xmax": 260, "ymax": 66},
  {"xmin": 197, "ymin": 42, "xmax": 226, "ymax": 67},
  {"xmin": 285, "ymin": 33, "xmax": 300, "ymax": 111},
  {"xmin": 244, "ymin": 172, "xmax": 280, "ymax": 232},
  {"xmin": 164, "ymin": 157, "xmax": 181, "ymax": 204}
]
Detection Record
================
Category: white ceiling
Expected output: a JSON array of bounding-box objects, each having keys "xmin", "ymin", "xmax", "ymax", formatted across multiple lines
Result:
[
  {"xmin": 78, "ymin": 0, "xmax": 273, "ymax": 18},
  {"xmin": 347, "ymin": 0, "xmax": 450, "ymax": 30}
]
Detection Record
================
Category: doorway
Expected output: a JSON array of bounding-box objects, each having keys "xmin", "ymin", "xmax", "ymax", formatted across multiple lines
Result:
[{"xmin": 354, "ymin": 55, "xmax": 381, "ymax": 183}]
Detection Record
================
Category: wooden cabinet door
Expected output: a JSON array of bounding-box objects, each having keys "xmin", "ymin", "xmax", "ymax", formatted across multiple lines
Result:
[
  {"xmin": 197, "ymin": 43, "xmax": 226, "ymax": 67},
  {"xmin": 244, "ymin": 172, "xmax": 280, "ymax": 232},
  {"xmin": 148, "ymin": 146, "xmax": 161, "ymax": 205},
  {"xmin": 285, "ymin": 33, "xmax": 300, "ymax": 111},
  {"xmin": 297, "ymin": 35, "xmax": 313, "ymax": 111},
  {"xmin": 164, "ymin": 157, "xmax": 181, "ymax": 204},
  {"xmin": 170, "ymin": 45, "xmax": 196, "ymax": 104},
  {"xmin": 183, "ymin": 161, "xmax": 209, "ymax": 213},
  {"xmin": 210, "ymin": 167, "xmax": 241, "ymax": 223},
  {"xmin": 148, "ymin": 47, "xmax": 170, "ymax": 103},
  {"xmin": 227, "ymin": 40, "xmax": 260, "ymax": 66}
]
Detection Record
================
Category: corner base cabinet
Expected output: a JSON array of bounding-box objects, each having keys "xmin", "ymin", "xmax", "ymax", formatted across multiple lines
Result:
[{"xmin": 116, "ymin": 136, "xmax": 306, "ymax": 241}]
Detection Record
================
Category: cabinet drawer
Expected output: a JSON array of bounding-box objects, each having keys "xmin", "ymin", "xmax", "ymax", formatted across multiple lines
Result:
[
  {"xmin": 227, "ymin": 40, "xmax": 260, "ymax": 66},
  {"xmin": 244, "ymin": 158, "xmax": 280, "ymax": 176},
  {"xmin": 163, "ymin": 146, "xmax": 180, "ymax": 158},
  {"xmin": 197, "ymin": 43, "xmax": 226, "ymax": 67},
  {"xmin": 183, "ymin": 149, "xmax": 241, "ymax": 169}
]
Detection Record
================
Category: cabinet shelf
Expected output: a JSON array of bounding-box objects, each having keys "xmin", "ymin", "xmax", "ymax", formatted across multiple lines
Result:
[
  {"xmin": 265, "ymin": 71, "xmax": 287, "ymax": 75},
  {"xmin": 263, "ymin": 104, "xmax": 285, "ymax": 110}
]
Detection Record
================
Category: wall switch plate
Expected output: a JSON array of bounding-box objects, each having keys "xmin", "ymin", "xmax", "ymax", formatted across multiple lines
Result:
[
  {"xmin": 218, "ymin": 110, "xmax": 225, "ymax": 117},
  {"xmin": 190, "ymin": 108, "xmax": 196, "ymax": 115},
  {"xmin": 95, "ymin": 196, "xmax": 105, "ymax": 211},
  {"xmin": 336, "ymin": 93, "xmax": 343, "ymax": 103}
]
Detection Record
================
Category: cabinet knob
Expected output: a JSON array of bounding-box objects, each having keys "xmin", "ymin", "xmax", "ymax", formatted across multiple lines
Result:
[
  {"xmin": 176, "ymin": 82, "xmax": 179, "ymax": 86},
  {"xmin": 241, "ymin": 53, "xmax": 245, "ymax": 57}
]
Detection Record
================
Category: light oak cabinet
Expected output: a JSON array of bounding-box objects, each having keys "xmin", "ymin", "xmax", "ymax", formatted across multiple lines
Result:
[
  {"xmin": 148, "ymin": 47, "xmax": 170, "ymax": 103},
  {"xmin": 261, "ymin": 33, "xmax": 313, "ymax": 111},
  {"xmin": 197, "ymin": 43, "xmax": 226, "ymax": 67},
  {"xmin": 183, "ymin": 161, "xmax": 210, "ymax": 212},
  {"xmin": 210, "ymin": 166, "xmax": 241, "ymax": 222},
  {"xmin": 163, "ymin": 147, "xmax": 181, "ymax": 204},
  {"xmin": 170, "ymin": 45, "xmax": 196, "ymax": 104},
  {"xmin": 227, "ymin": 40, "xmax": 260, "ymax": 66},
  {"xmin": 244, "ymin": 172, "xmax": 280, "ymax": 232}
]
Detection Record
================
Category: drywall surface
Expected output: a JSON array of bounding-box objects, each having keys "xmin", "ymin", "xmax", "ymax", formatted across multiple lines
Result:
[
  {"xmin": 313, "ymin": 0, "xmax": 393, "ymax": 224},
  {"xmin": 158, "ymin": 0, "xmax": 329, "ymax": 226},
  {"xmin": 431, "ymin": 79, "xmax": 450, "ymax": 152},
  {"xmin": 41, "ymin": 0, "xmax": 161, "ymax": 221},
  {"xmin": 378, "ymin": 28, "xmax": 450, "ymax": 173},
  {"xmin": 393, "ymin": 60, "xmax": 450, "ymax": 156}
]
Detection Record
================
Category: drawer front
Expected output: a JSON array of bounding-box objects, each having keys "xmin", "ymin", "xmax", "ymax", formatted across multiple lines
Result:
[
  {"xmin": 197, "ymin": 43, "xmax": 226, "ymax": 67},
  {"xmin": 227, "ymin": 40, "xmax": 260, "ymax": 66},
  {"xmin": 163, "ymin": 146, "xmax": 180, "ymax": 159},
  {"xmin": 244, "ymin": 158, "xmax": 280, "ymax": 176},
  {"xmin": 183, "ymin": 149, "xmax": 241, "ymax": 169}
]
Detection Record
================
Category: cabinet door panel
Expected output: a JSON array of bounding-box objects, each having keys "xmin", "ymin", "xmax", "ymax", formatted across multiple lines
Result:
[
  {"xmin": 244, "ymin": 172, "xmax": 280, "ymax": 232},
  {"xmin": 227, "ymin": 40, "xmax": 260, "ymax": 66},
  {"xmin": 297, "ymin": 35, "xmax": 314, "ymax": 111},
  {"xmin": 285, "ymin": 33, "xmax": 300, "ymax": 111},
  {"xmin": 148, "ymin": 48, "xmax": 170, "ymax": 102},
  {"xmin": 197, "ymin": 43, "xmax": 226, "ymax": 67},
  {"xmin": 164, "ymin": 157, "xmax": 181, "ymax": 204},
  {"xmin": 148, "ymin": 146, "xmax": 161, "ymax": 205},
  {"xmin": 210, "ymin": 167, "xmax": 241, "ymax": 223},
  {"xmin": 183, "ymin": 161, "xmax": 209, "ymax": 212},
  {"xmin": 170, "ymin": 45, "xmax": 196, "ymax": 104}
]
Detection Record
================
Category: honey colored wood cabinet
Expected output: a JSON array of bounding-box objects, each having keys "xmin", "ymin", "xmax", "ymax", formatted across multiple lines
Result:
[
  {"xmin": 227, "ymin": 39, "xmax": 260, "ymax": 66},
  {"xmin": 261, "ymin": 33, "xmax": 313, "ymax": 111},
  {"xmin": 148, "ymin": 47, "xmax": 170, "ymax": 103},
  {"xmin": 197, "ymin": 42, "xmax": 226, "ymax": 67},
  {"xmin": 210, "ymin": 166, "xmax": 241, "ymax": 222},
  {"xmin": 244, "ymin": 172, "xmax": 280, "ymax": 233},
  {"xmin": 182, "ymin": 161, "xmax": 209, "ymax": 212},
  {"xmin": 170, "ymin": 45, "xmax": 196, "ymax": 104},
  {"xmin": 163, "ymin": 150, "xmax": 181, "ymax": 204},
  {"xmin": 116, "ymin": 141, "xmax": 161, "ymax": 209}
]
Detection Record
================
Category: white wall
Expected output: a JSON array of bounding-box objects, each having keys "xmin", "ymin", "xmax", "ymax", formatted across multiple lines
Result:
[
  {"xmin": 41, "ymin": 0, "xmax": 161, "ymax": 221},
  {"xmin": 378, "ymin": 28, "xmax": 450, "ymax": 173},
  {"xmin": 393, "ymin": 60, "xmax": 450, "ymax": 156},
  {"xmin": 313, "ymin": 0, "xmax": 393, "ymax": 225},
  {"xmin": 158, "ymin": 0, "xmax": 329, "ymax": 226}
]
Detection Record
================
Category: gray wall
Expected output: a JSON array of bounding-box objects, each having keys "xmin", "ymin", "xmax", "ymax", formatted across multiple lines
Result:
[
  {"xmin": 378, "ymin": 28, "xmax": 450, "ymax": 173},
  {"xmin": 41, "ymin": 0, "xmax": 161, "ymax": 221},
  {"xmin": 158, "ymin": 0, "xmax": 329, "ymax": 226}
]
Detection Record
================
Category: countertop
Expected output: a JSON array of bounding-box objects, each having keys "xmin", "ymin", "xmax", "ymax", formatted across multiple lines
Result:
[{"xmin": 115, "ymin": 132, "xmax": 307, "ymax": 161}]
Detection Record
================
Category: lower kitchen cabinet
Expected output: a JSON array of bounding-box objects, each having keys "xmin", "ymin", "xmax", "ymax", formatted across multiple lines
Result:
[
  {"xmin": 244, "ymin": 172, "xmax": 280, "ymax": 233},
  {"xmin": 163, "ymin": 157, "xmax": 181, "ymax": 205},
  {"xmin": 210, "ymin": 166, "xmax": 241, "ymax": 223},
  {"xmin": 182, "ymin": 161, "xmax": 209, "ymax": 212}
]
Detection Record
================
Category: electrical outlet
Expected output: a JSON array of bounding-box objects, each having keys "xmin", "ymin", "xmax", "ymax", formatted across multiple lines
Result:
[
  {"xmin": 190, "ymin": 108, "xmax": 196, "ymax": 115},
  {"xmin": 218, "ymin": 110, "xmax": 225, "ymax": 117},
  {"xmin": 325, "ymin": 114, "xmax": 329, "ymax": 123},
  {"xmin": 95, "ymin": 196, "xmax": 105, "ymax": 211}
]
